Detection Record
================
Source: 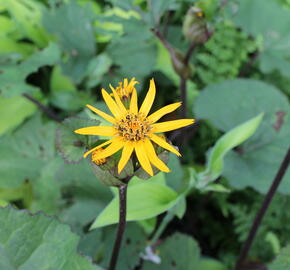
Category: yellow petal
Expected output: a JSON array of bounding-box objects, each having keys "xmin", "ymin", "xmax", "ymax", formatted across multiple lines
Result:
[
  {"xmin": 149, "ymin": 134, "xmax": 181, "ymax": 156},
  {"xmin": 139, "ymin": 78, "xmax": 156, "ymax": 117},
  {"xmin": 83, "ymin": 139, "xmax": 113, "ymax": 158},
  {"xmin": 102, "ymin": 89, "xmax": 123, "ymax": 118},
  {"xmin": 109, "ymin": 85, "xmax": 127, "ymax": 114},
  {"xmin": 147, "ymin": 102, "xmax": 182, "ymax": 123},
  {"xmin": 129, "ymin": 89, "xmax": 138, "ymax": 114},
  {"xmin": 124, "ymin": 78, "xmax": 128, "ymax": 88},
  {"xmin": 74, "ymin": 126, "xmax": 116, "ymax": 136},
  {"xmin": 94, "ymin": 137, "xmax": 125, "ymax": 159},
  {"xmin": 128, "ymin": 77, "xmax": 138, "ymax": 88},
  {"xmin": 135, "ymin": 141, "xmax": 153, "ymax": 176},
  {"xmin": 86, "ymin": 104, "xmax": 115, "ymax": 124},
  {"xmin": 118, "ymin": 141, "xmax": 134, "ymax": 174},
  {"xmin": 144, "ymin": 139, "xmax": 170, "ymax": 172},
  {"xmin": 152, "ymin": 119, "xmax": 194, "ymax": 133}
]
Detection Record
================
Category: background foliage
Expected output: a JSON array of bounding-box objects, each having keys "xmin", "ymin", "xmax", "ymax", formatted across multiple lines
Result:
[{"xmin": 0, "ymin": 0, "xmax": 290, "ymax": 269}]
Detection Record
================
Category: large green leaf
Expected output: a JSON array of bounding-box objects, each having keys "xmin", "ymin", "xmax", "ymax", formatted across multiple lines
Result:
[
  {"xmin": 0, "ymin": 115, "xmax": 56, "ymax": 188},
  {"xmin": 29, "ymin": 158, "xmax": 62, "ymax": 214},
  {"xmin": 0, "ymin": 95, "xmax": 36, "ymax": 135},
  {"xmin": 55, "ymin": 159, "xmax": 112, "ymax": 202},
  {"xmin": 43, "ymin": 1, "xmax": 96, "ymax": 83},
  {"xmin": 0, "ymin": 207, "xmax": 103, "ymax": 270},
  {"xmin": 195, "ymin": 79, "xmax": 290, "ymax": 193},
  {"xmin": 0, "ymin": 43, "xmax": 61, "ymax": 97},
  {"xmin": 106, "ymin": 17, "xmax": 157, "ymax": 80},
  {"xmin": 231, "ymin": 0, "xmax": 290, "ymax": 77},
  {"xmin": 90, "ymin": 182, "xmax": 178, "ymax": 229}
]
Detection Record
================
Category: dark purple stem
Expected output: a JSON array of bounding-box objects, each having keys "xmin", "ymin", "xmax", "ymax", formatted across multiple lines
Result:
[
  {"xmin": 108, "ymin": 184, "xmax": 128, "ymax": 270},
  {"xmin": 235, "ymin": 147, "xmax": 290, "ymax": 270},
  {"xmin": 22, "ymin": 93, "xmax": 62, "ymax": 122}
]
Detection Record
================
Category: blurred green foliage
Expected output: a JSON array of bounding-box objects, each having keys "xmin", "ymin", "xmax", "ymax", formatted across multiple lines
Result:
[{"xmin": 0, "ymin": 0, "xmax": 290, "ymax": 269}]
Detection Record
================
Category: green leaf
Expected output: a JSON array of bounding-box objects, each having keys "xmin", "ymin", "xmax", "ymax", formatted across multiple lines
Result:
[
  {"xmin": 0, "ymin": 37, "xmax": 34, "ymax": 57},
  {"xmin": 142, "ymin": 233, "xmax": 200, "ymax": 270},
  {"xmin": 198, "ymin": 258, "xmax": 228, "ymax": 270},
  {"xmin": 43, "ymin": 1, "xmax": 96, "ymax": 83},
  {"xmin": 85, "ymin": 54, "xmax": 112, "ymax": 88},
  {"xmin": 0, "ymin": 207, "xmax": 103, "ymax": 270},
  {"xmin": 195, "ymin": 79, "xmax": 289, "ymax": 132},
  {"xmin": 0, "ymin": 115, "xmax": 56, "ymax": 188},
  {"xmin": 50, "ymin": 65, "xmax": 76, "ymax": 92},
  {"xmin": 56, "ymin": 159, "xmax": 112, "ymax": 202},
  {"xmin": 232, "ymin": 0, "xmax": 290, "ymax": 37},
  {"xmin": 231, "ymin": 0, "xmax": 290, "ymax": 77},
  {"xmin": 50, "ymin": 91, "xmax": 94, "ymax": 111},
  {"xmin": 147, "ymin": 0, "xmax": 177, "ymax": 26},
  {"xmin": 29, "ymin": 158, "xmax": 62, "ymax": 214},
  {"xmin": 90, "ymin": 183, "xmax": 178, "ymax": 229},
  {"xmin": 0, "ymin": 0, "xmax": 50, "ymax": 47},
  {"xmin": 60, "ymin": 199, "xmax": 105, "ymax": 234},
  {"xmin": 198, "ymin": 113, "xmax": 263, "ymax": 186},
  {"xmin": 107, "ymin": 17, "xmax": 157, "ymax": 80},
  {"xmin": 195, "ymin": 79, "xmax": 290, "ymax": 193},
  {"xmin": 269, "ymin": 245, "xmax": 290, "ymax": 270},
  {"xmin": 0, "ymin": 95, "xmax": 36, "ymax": 135},
  {"xmin": 0, "ymin": 15, "xmax": 14, "ymax": 35},
  {"xmin": 0, "ymin": 43, "xmax": 61, "ymax": 97},
  {"xmin": 165, "ymin": 154, "xmax": 185, "ymax": 191}
]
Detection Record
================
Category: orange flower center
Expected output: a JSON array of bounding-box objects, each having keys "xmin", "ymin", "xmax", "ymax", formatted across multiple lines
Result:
[{"xmin": 115, "ymin": 113, "xmax": 152, "ymax": 141}]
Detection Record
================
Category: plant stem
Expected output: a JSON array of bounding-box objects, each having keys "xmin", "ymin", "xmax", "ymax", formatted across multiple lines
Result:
[
  {"xmin": 235, "ymin": 147, "xmax": 290, "ymax": 270},
  {"xmin": 184, "ymin": 42, "xmax": 196, "ymax": 66},
  {"xmin": 22, "ymin": 93, "xmax": 62, "ymax": 122},
  {"xmin": 109, "ymin": 184, "xmax": 128, "ymax": 270}
]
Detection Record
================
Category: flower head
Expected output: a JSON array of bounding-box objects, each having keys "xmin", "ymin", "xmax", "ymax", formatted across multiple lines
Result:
[
  {"xmin": 110, "ymin": 78, "xmax": 138, "ymax": 99},
  {"xmin": 75, "ymin": 79, "xmax": 194, "ymax": 176}
]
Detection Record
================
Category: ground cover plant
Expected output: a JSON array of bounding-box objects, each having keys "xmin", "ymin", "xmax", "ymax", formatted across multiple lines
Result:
[{"xmin": 0, "ymin": 0, "xmax": 290, "ymax": 269}]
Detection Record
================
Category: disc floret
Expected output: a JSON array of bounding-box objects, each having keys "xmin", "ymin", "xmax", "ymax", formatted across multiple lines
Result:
[{"xmin": 115, "ymin": 113, "xmax": 152, "ymax": 141}]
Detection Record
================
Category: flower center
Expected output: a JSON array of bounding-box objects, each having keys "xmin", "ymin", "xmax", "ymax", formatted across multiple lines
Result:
[{"xmin": 115, "ymin": 113, "xmax": 151, "ymax": 141}]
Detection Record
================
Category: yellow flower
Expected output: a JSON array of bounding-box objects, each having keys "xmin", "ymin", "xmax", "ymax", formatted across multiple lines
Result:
[
  {"xmin": 75, "ymin": 79, "xmax": 194, "ymax": 176},
  {"xmin": 110, "ymin": 78, "xmax": 138, "ymax": 99}
]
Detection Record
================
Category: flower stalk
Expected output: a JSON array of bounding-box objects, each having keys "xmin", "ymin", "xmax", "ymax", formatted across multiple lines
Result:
[
  {"xmin": 235, "ymin": 146, "xmax": 290, "ymax": 270},
  {"xmin": 109, "ymin": 183, "xmax": 128, "ymax": 270}
]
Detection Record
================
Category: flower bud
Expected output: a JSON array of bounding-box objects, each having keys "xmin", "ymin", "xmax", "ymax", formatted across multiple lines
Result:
[{"xmin": 182, "ymin": 6, "xmax": 208, "ymax": 44}]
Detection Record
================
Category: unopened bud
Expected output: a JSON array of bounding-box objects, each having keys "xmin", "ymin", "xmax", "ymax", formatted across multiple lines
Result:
[{"xmin": 182, "ymin": 6, "xmax": 208, "ymax": 43}]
